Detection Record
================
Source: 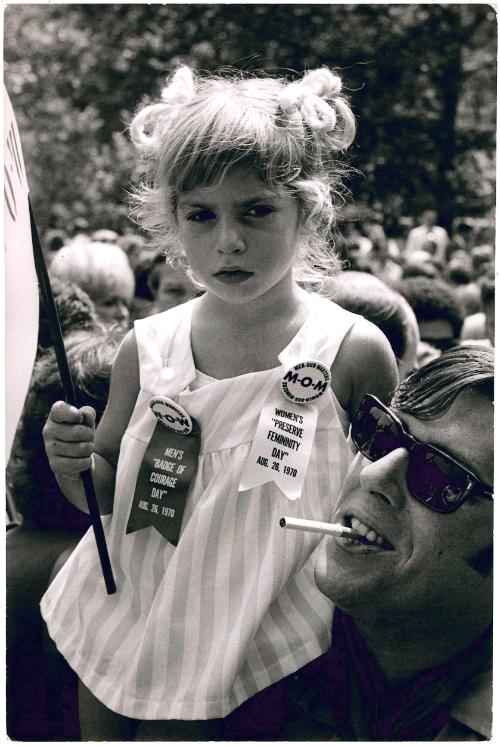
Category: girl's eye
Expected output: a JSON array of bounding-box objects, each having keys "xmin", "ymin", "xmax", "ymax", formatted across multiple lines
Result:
[
  {"xmin": 187, "ymin": 209, "xmax": 215, "ymax": 222},
  {"xmin": 246, "ymin": 204, "xmax": 274, "ymax": 218}
]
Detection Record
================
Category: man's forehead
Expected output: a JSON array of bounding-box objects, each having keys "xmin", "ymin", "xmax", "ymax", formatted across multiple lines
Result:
[{"xmin": 399, "ymin": 390, "xmax": 493, "ymax": 484}]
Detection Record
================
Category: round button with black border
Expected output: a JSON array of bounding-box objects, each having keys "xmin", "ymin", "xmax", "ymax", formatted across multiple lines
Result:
[
  {"xmin": 150, "ymin": 396, "xmax": 193, "ymax": 435},
  {"xmin": 281, "ymin": 360, "xmax": 331, "ymax": 405}
]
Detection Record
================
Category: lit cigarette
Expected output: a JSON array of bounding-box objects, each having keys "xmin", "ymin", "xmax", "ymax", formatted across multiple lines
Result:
[{"xmin": 279, "ymin": 516, "xmax": 359, "ymax": 538}]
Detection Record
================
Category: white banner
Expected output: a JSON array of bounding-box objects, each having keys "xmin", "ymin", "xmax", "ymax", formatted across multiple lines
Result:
[{"xmin": 4, "ymin": 88, "xmax": 39, "ymax": 460}]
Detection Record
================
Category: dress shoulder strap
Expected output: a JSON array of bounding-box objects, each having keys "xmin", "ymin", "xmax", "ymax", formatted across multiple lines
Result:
[
  {"xmin": 279, "ymin": 292, "xmax": 362, "ymax": 371},
  {"xmin": 134, "ymin": 299, "xmax": 197, "ymax": 395}
]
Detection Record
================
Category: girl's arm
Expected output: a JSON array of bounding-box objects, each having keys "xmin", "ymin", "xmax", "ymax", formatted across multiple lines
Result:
[
  {"xmin": 330, "ymin": 318, "xmax": 399, "ymax": 423},
  {"xmin": 43, "ymin": 329, "xmax": 140, "ymax": 515}
]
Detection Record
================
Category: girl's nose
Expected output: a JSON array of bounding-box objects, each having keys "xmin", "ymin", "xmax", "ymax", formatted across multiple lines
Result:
[
  {"xmin": 358, "ymin": 447, "xmax": 410, "ymax": 509},
  {"xmin": 215, "ymin": 220, "xmax": 246, "ymax": 255}
]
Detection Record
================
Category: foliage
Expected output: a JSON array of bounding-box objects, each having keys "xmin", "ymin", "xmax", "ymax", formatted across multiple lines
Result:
[{"xmin": 4, "ymin": 3, "xmax": 496, "ymax": 235}]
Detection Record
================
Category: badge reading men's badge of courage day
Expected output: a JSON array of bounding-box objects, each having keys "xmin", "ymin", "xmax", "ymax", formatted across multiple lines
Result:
[{"xmin": 126, "ymin": 396, "xmax": 200, "ymax": 544}]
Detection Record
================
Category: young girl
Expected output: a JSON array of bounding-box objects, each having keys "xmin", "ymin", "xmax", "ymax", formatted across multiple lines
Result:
[{"xmin": 41, "ymin": 66, "xmax": 398, "ymax": 740}]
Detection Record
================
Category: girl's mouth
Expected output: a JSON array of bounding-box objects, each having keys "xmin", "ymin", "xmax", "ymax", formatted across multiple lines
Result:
[{"xmin": 214, "ymin": 269, "xmax": 254, "ymax": 284}]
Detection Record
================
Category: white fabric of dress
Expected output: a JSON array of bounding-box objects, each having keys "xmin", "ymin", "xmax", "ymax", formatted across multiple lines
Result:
[{"xmin": 41, "ymin": 292, "xmax": 359, "ymax": 720}]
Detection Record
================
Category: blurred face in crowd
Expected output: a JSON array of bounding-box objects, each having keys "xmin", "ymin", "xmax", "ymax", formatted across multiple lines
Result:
[
  {"xmin": 49, "ymin": 242, "xmax": 135, "ymax": 331},
  {"xmin": 418, "ymin": 319, "xmax": 457, "ymax": 355},
  {"xmin": 151, "ymin": 264, "xmax": 197, "ymax": 312},
  {"xmin": 120, "ymin": 236, "xmax": 147, "ymax": 271},
  {"xmin": 315, "ymin": 389, "xmax": 493, "ymax": 623},
  {"xmin": 422, "ymin": 210, "xmax": 437, "ymax": 228},
  {"xmin": 92, "ymin": 276, "xmax": 132, "ymax": 329}
]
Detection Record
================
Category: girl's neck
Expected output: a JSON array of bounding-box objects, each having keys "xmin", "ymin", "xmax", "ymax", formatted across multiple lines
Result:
[
  {"xmin": 198, "ymin": 277, "xmax": 306, "ymax": 330},
  {"xmin": 190, "ymin": 281, "xmax": 311, "ymax": 379}
]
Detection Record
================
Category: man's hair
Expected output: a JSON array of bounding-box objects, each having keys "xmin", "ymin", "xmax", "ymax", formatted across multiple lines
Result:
[
  {"xmin": 392, "ymin": 344, "xmax": 494, "ymax": 420},
  {"xmin": 444, "ymin": 258, "xmax": 472, "ymax": 286},
  {"xmin": 328, "ymin": 284, "xmax": 409, "ymax": 362},
  {"xmin": 401, "ymin": 259, "xmax": 440, "ymax": 280},
  {"xmin": 396, "ymin": 277, "xmax": 465, "ymax": 339}
]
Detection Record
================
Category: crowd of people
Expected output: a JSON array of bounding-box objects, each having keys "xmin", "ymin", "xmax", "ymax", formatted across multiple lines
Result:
[
  {"xmin": 38, "ymin": 201, "xmax": 495, "ymax": 364},
  {"xmin": 6, "ymin": 64, "xmax": 494, "ymax": 741}
]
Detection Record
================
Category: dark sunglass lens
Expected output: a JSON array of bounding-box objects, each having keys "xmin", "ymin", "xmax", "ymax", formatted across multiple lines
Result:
[
  {"xmin": 353, "ymin": 405, "xmax": 403, "ymax": 460},
  {"xmin": 407, "ymin": 447, "xmax": 468, "ymax": 512}
]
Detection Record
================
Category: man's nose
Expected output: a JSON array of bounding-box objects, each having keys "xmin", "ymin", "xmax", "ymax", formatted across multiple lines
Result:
[
  {"xmin": 358, "ymin": 448, "xmax": 410, "ymax": 509},
  {"xmin": 215, "ymin": 218, "xmax": 245, "ymax": 255}
]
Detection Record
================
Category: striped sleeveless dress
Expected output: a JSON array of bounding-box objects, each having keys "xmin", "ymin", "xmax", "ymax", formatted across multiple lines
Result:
[{"xmin": 41, "ymin": 292, "xmax": 358, "ymax": 720}]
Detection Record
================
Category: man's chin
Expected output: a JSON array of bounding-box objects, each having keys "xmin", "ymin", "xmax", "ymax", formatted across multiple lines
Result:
[
  {"xmin": 313, "ymin": 536, "xmax": 390, "ymax": 610},
  {"xmin": 314, "ymin": 556, "xmax": 372, "ymax": 616},
  {"xmin": 313, "ymin": 542, "xmax": 342, "ymax": 603}
]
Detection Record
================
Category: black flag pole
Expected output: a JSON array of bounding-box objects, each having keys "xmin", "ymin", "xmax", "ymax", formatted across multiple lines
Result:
[{"xmin": 29, "ymin": 198, "xmax": 116, "ymax": 595}]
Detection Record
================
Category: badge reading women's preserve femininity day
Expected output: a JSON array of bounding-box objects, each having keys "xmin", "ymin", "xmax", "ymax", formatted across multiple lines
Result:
[
  {"xmin": 239, "ymin": 360, "xmax": 331, "ymax": 501},
  {"xmin": 126, "ymin": 397, "xmax": 200, "ymax": 545}
]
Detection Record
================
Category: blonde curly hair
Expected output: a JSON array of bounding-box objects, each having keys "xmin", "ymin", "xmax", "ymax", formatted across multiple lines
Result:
[{"xmin": 129, "ymin": 66, "xmax": 356, "ymax": 285}]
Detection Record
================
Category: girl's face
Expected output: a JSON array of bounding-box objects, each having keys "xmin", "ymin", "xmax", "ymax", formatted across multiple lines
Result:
[{"xmin": 175, "ymin": 166, "xmax": 302, "ymax": 305}]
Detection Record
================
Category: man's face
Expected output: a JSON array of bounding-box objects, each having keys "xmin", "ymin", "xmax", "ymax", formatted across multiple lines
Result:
[
  {"xmin": 418, "ymin": 319, "xmax": 457, "ymax": 356},
  {"xmin": 315, "ymin": 389, "xmax": 493, "ymax": 621}
]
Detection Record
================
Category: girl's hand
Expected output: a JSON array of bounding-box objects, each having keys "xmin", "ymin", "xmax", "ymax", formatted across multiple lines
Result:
[{"xmin": 43, "ymin": 401, "xmax": 96, "ymax": 481}]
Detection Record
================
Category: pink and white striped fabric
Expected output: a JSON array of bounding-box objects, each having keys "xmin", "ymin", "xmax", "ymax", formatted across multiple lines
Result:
[{"xmin": 41, "ymin": 293, "xmax": 358, "ymax": 720}]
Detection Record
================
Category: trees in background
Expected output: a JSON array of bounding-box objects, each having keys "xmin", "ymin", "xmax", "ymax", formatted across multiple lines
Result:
[{"xmin": 4, "ymin": 3, "xmax": 496, "ymax": 235}]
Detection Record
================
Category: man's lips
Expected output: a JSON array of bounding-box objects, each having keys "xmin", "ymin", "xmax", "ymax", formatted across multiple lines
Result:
[{"xmin": 340, "ymin": 513, "xmax": 395, "ymax": 550}]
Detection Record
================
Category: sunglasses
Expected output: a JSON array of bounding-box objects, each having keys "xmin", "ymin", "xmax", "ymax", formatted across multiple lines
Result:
[{"xmin": 351, "ymin": 394, "xmax": 493, "ymax": 514}]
